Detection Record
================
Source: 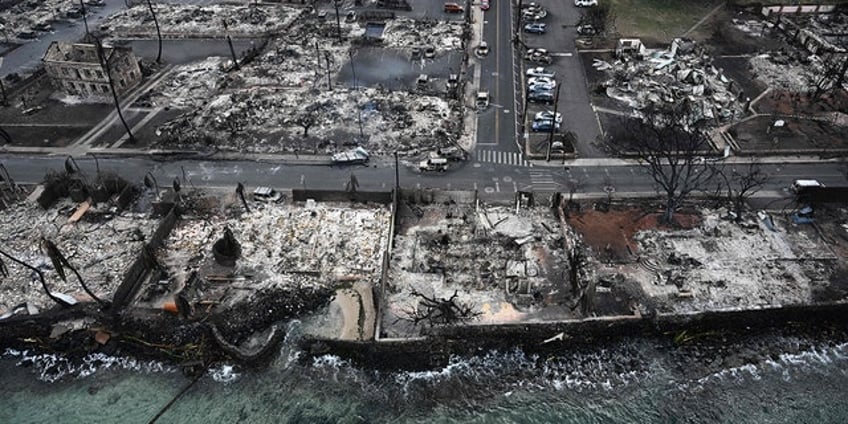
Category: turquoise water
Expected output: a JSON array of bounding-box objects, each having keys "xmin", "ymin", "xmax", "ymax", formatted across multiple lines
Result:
[{"xmin": 2, "ymin": 326, "xmax": 848, "ymax": 424}]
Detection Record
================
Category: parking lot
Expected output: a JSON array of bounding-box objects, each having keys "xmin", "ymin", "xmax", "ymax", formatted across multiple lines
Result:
[{"xmin": 514, "ymin": 0, "xmax": 605, "ymax": 159}]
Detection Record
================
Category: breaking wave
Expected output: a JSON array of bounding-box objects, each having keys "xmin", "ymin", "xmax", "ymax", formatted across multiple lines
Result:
[{"xmin": 3, "ymin": 349, "xmax": 175, "ymax": 383}]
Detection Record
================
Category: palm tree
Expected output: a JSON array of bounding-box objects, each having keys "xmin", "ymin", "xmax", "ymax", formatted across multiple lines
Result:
[
  {"xmin": 146, "ymin": 0, "xmax": 163, "ymax": 63},
  {"xmin": 42, "ymin": 238, "xmax": 109, "ymax": 308},
  {"xmin": 0, "ymin": 248, "xmax": 74, "ymax": 308},
  {"xmin": 93, "ymin": 36, "xmax": 136, "ymax": 143}
]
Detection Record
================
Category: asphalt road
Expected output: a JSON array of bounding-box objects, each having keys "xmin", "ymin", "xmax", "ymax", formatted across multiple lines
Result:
[
  {"xmin": 1, "ymin": 155, "xmax": 845, "ymax": 202},
  {"xmin": 475, "ymin": 0, "xmax": 519, "ymax": 155},
  {"xmin": 0, "ymin": 0, "xmax": 126, "ymax": 79}
]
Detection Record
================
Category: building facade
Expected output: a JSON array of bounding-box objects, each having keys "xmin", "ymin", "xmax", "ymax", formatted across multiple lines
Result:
[{"xmin": 42, "ymin": 42, "xmax": 142, "ymax": 98}]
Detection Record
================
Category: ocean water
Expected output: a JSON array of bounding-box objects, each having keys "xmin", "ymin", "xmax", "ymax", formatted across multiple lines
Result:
[{"xmin": 2, "ymin": 323, "xmax": 848, "ymax": 424}]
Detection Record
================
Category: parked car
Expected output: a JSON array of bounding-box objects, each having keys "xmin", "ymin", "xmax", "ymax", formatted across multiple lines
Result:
[
  {"xmin": 524, "ymin": 23, "xmax": 547, "ymax": 34},
  {"xmin": 476, "ymin": 92, "xmax": 490, "ymax": 110},
  {"xmin": 525, "ymin": 48, "xmax": 552, "ymax": 64},
  {"xmin": 528, "ymin": 90, "xmax": 554, "ymax": 103},
  {"xmin": 410, "ymin": 47, "xmax": 422, "ymax": 59},
  {"xmin": 66, "ymin": 7, "xmax": 83, "ymax": 18},
  {"xmin": 481, "ymin": 0, "xmax": 490, "ymax": 11},
  {"xmin": 416, "ymin": 74, "xmax": 429, "ymax": 88},
  {"xmin": 522, "ymin": 8, "xmax": 547, "ymax": 20},
  {"xmin": 526, "ymin": 67, "xmax": 555, "ymax": 79},
  {"xmin": 446, "ymin": 74, "xmax": 459, "ymax": 91},
  {"xmin": 438, "ymin": 146, "xmax": 468, "ymax": 161},
  {"xmin": 534, "ymin": 111, "xmax": 563, "ymax": 124},
  {"xmin": 17, "ymin": 30, "xmax": 37, "ymax": 39},
  {"xmin": 577, "ymin": 24, "xmax": 597, "ymax": 36},
  {"xmin": 476, "ymin": 41, "xmax": 489, "ymax": 57},
  {"xmin": 253, "ymin": 187, "xmax": 283, "ymax": 203},
  {"xmin": 574, "ymin": 0, "xmax": 598, "ymax": 6},
  {"xmin": 528, "ymin": 76, "xmax": 556, "ymax": 87},
  {"xmin": 420, "ymin": 156, "xmax": 449, "ymax": 172},
  {"xmin": 345, "ymin": 11, "xmax": 356, "ymax": 22},
  {"xmin": 444, "ymin": 2, "xmax": 464, "ymax": 13},
  {"xmin": 32, "ymin": 22, "xmax": 53, "ymax": 32},
  {"xmin": 423, "ymin": 46, "xmax": 436, "ymax": 59},
  {"xmin": 84, "ymin": 0, "xmax": 105, "ymax": 6},
  {"xmin": 528, "ymin": 82, "xmax": 555, "ymax": 92},
  {"xmin": 520, "ymin": 1, "xmax": 540, "ymax": 8},
  {"xmin": 532, "ymin": 119, "xmax": 560, "ymax": 132}
]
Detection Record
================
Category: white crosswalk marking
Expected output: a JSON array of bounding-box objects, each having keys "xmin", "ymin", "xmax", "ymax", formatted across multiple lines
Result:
[
  {"xmin": 475, "ymin": 149, "xmax": 530, "ymax": 167},
  {"xmin": 529, "ymin": 170, "xmax": 560, "ymax": 192}
]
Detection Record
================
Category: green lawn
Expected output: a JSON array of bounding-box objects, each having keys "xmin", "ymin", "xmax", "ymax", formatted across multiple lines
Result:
[{"xmin": 609, "ymin": 0, "xmax": 722, "ymax": 42}]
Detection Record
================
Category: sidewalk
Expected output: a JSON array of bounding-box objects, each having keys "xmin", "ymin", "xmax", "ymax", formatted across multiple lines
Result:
[{"xmin": 1, "ymin": 142, "xmax": 840, "ymax": 167}]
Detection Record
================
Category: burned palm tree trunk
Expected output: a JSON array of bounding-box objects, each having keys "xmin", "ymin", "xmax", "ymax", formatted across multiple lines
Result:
[
  {"xmin": 222, "ymin": 19, "xmax": 240, "ymax": 70},
  {"xmin": 236, "ymin": 182, "xmax": 250, "ymax": 213},
  {"xmin": 93, "ymin": 37, "xmax": 136, "ymax": 143},
  {"xmin": 42, "ymin": 238, "xmax": 108, "ymax": 308},
  {"xmin": 79, "ymin": 0, "xmax": 90, "ymax": 38},
  {"xmin": 0, "ymin": 248, "xmax": 73, "ymax": 307},
  {"xmin": 146, "ymin": 0, "xmax": 163, "ymax": 63}
]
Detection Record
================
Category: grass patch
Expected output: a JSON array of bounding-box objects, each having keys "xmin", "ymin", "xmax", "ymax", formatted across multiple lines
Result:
[{"xmin": 609, "ymin": 0, "xmax": 721, "ymax": 42}]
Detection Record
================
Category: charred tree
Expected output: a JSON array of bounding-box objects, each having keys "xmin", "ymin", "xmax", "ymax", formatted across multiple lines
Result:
[
  {"xmin": 0, "ymin": 248, "xmax": 74, "ymax": 308},
  {"xmin": 715, "ymin": 161, "xmax": 769, "ymax": 222},
  {"xmin": 609, "ymin": 101, "xmax": 715, "ymax": 224},
  {"xmin": 580, "ymin": 1, "xmax": 614, "ymax": 34},
  {"xmin": 236, "ymin": 182, "xmax": 250, "ymax": 213},
  {"xmin": 42, "ymin": 238, "xmax": 108, "ymax": 308},
  {"xmin": 808, "ymin": 52, "xmax": 848, "ymax": 100},
  {"xmin": 402, "ymin": 290, "xmax": 479, "ymax": 326}
]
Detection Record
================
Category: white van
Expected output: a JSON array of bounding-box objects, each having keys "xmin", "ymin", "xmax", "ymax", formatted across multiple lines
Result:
[{"xmin": 791, "ymin": 179, "xmax": 825, "ymax": 192}]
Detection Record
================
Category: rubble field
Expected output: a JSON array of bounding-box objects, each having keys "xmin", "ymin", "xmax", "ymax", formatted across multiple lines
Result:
[
  {"xmin": 0, "ymin": 197, "xmax": 157, "ymax": 313},
  {"xmin": 147, "ymin": 195, "xmax": 391, "ymax": 314},
  {"xmin": 590, "ymin": 39, "xmax": 745, "ymax": 123},
  {"xmin": 100, "ymin": 4, "xmax": 303, "ymax": 37},
  {"xmin": 145, "ymin": 12, "xmax": 466, "ymax": 155},
  {"xmin": 567, "ymin": 207, "xmax": 701, "ymax": 263},
  {"xmin": 575, "ymin": 206, "xmax": 848, "ymax": 316},
  {"xmin": 0, "ymin": 0, "xmax": 72, "ymax": 42},
  {"xmin": 383, "ymin": 202, "xmax": 587, "ymax": 338}
]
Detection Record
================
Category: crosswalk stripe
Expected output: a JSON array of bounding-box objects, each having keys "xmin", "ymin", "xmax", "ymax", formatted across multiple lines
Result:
[{"xmin": 474, "ymin": 149, "xmax": 531, "ymax": 167}]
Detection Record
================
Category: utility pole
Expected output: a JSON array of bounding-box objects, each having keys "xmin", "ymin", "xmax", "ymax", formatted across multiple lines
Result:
[
  {"xmin": 546, "ymin": 84, "xmax": 561, "ymax": 162},
  {"xmin": 394, "ymin": 151, "xmax": 400, "ymax": 189}
]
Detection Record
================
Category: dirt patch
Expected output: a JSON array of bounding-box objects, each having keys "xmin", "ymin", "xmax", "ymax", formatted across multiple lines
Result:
[{"xmin": 567, "ymin": 206, "xmax": 701, "ymax": 262}]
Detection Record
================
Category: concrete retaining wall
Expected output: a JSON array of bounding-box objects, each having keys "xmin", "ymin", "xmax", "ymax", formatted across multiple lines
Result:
[
  {"xmin": 301, "ymin": 301, "xmax": 848, "ymax": 370},
  {"xmin": 111, "ymin": 204, "xmax": 178, "ymax": 310}
]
